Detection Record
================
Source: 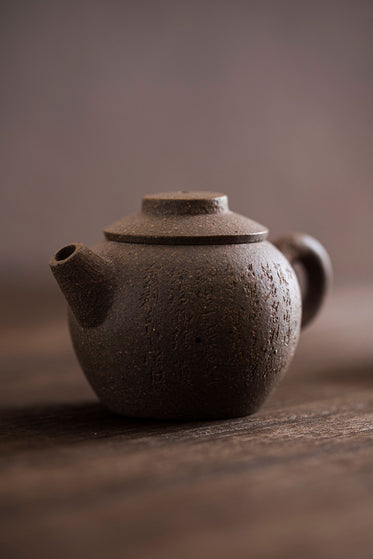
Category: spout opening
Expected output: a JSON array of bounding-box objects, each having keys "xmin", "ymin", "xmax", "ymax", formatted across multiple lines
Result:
[{"xmin": 55, "ymin": 244, "xmax": 77, "ymax": 262}]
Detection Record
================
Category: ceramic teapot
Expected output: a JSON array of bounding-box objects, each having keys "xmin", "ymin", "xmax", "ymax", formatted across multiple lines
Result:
[{"xmin": 50, "ymin": 191, "xmax": 331, "ymax": 419}]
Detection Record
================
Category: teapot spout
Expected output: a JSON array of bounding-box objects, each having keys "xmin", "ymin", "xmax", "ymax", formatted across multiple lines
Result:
[{"xmin": 49, "ymin": 243, "xmax": 116, "ymax": 328}]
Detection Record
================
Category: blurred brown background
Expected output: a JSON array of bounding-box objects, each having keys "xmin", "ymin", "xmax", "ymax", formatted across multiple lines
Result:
[{"xmin": 1, "ymin": 0, "xmax": 372, "ymax": 286}]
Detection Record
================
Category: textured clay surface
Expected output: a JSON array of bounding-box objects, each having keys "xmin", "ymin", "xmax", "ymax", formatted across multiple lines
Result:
[{"xmin": 69, "ymin": 241, "xmax": 301, "ymax": 419}]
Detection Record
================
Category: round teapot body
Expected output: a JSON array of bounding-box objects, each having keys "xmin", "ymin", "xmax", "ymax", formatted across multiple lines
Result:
[{"xmin": 68, "ymin": 240, "xmax": 302, "ymax": 419}]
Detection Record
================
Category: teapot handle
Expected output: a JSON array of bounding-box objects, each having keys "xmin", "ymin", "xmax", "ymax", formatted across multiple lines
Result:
[{"xmin": 273, "ymin": 233, "xmax": 332, "ymax": 329}]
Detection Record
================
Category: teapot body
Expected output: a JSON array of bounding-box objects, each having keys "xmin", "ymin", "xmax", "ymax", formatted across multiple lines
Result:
[{"xmin": 69, "ymin": 239, "xmax": 301, "ymax": 419}]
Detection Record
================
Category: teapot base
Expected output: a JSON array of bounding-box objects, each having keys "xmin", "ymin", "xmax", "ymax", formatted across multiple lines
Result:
[{"xmin": 99, "ymin": 398, "xmax": 267, "ymax": 421}]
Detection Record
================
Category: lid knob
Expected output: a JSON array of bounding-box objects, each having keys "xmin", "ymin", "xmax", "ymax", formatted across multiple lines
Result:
[{"xmin": 142, "ymin": 191, "xmax": 228, "ymax": 216}]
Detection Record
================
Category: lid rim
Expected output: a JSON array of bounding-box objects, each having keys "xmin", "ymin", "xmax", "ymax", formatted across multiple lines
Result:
[{"xmin": 104, "ymin": 231, "xmax": 268, "ymax": 245}]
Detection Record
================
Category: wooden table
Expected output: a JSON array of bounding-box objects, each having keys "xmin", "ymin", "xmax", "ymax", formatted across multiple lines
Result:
[{"xmin": 1, "ymin": 285, "xmax": 372, "ymax": 559}]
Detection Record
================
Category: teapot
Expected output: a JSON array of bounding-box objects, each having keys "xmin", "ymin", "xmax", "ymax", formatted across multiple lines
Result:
[{"xmin": 50, "ymin": 191, "xmax": 331, "ymax": 419}]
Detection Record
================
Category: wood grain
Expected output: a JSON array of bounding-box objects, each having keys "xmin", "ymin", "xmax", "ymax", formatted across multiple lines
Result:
[{"xmin": 0, "ymin": 285, "xmax": 372, "ymax": 559}]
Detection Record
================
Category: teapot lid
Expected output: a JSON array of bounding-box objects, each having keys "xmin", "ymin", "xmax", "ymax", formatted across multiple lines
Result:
[{"xmin": 104, "ymin": 191, "xmax": 268, "ymax": 245}]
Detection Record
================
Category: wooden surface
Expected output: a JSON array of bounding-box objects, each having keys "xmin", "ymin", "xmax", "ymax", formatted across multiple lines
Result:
[{"xmin": 1, "ymin": 285, "xmax": 373, "ymax": 559}]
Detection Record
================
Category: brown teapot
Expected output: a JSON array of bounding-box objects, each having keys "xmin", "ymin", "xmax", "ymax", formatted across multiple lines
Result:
[{"xmin": 50, "ymin": 191, "xmax": 331, "ymax": 419}]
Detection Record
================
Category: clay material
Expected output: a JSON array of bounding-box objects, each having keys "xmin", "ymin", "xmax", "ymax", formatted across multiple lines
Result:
[{"xmin": 50, "ymin": 191, "xmax": 332, "ymax": 419}]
